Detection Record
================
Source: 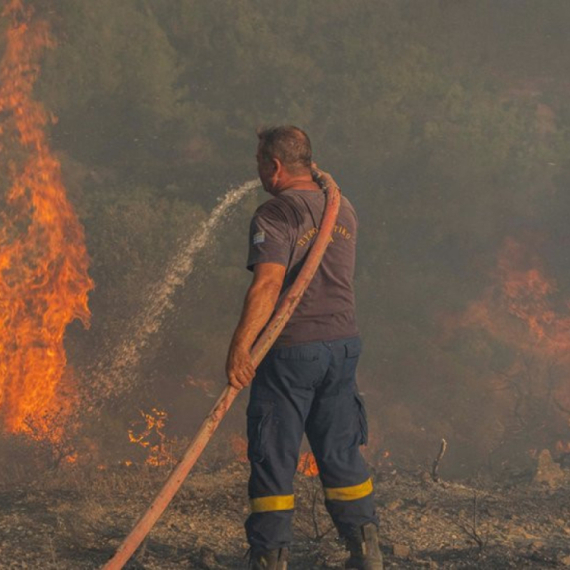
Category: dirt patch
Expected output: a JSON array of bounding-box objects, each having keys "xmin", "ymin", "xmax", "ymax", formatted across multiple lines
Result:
[{"xmin": 0, "ymin": 462, "xmax": 569, "ymax": 568}]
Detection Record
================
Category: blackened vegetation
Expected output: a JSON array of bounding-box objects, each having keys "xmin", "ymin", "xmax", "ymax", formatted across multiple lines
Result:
[{"xmin": 0, "ymin": 461, "xmax": 569, "ymax": 568}]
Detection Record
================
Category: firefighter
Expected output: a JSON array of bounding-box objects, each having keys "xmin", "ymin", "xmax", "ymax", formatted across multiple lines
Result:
[{"xmin": 226, "ymin": 126, "xmax": 382, "ymax": 570}]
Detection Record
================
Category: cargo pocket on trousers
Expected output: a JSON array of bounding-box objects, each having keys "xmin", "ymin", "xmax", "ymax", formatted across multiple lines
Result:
[
  {"xmin": 246, "ymin": 400, "xmax": 274, "ymax": 463},
  {"xmin": 343, "ymin": 338, "xmax": 362, "ymax": 381},
  {"xmin": 354, "ymin": 391, "xmax": 369, "ymax": 446}
]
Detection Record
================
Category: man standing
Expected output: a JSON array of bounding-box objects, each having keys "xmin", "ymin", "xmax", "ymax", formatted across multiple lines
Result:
[{"xmin": 226, "ymin": 126, "xmax": 382, "ymax": 570}]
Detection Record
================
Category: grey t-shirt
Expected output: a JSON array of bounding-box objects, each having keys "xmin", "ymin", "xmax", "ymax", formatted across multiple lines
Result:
[{"xmin": 247, "ymin": 188, "xmax": 358, "ymax": 347}]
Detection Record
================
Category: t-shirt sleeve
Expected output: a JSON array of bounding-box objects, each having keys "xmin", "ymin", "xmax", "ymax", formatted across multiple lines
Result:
[{"xmin": 246, "ymin": 201, "xmax": 292, "ymax": 271}]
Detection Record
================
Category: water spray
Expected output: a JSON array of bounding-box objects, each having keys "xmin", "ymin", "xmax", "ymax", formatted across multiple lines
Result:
[
  {"xmin": 101, "ymin": 167, "xmax": 341, "ymax": 570},
  {"xmin": 92, "ymin": 179, "xmax": 259, "ymax": 405}
]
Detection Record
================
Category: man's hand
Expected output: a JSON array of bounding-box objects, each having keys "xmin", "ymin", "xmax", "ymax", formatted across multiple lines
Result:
[
  {"xmin": 226, "ymin": 344, "xmax": 255, "ymax": 390},
  {"xmin": 226, "ymin": 262, "xmax": 285, "ymax": 390},
  {"xmin": 311, "ymin": 162, "xmax": 325, "ymax": 185}
]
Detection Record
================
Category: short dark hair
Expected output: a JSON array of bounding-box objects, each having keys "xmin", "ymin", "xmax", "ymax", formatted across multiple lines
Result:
[{"xmin": 257, "ymin": 125, "xmax": 312, "ymax": 173}]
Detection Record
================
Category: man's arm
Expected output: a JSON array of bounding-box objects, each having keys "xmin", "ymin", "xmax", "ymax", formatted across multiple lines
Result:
[{"xmin": 226, "ymin": 262, "xmax": 286, "ymax": 389}]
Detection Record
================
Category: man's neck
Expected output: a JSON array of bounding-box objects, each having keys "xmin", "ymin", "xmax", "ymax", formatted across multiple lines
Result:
[{"xmin": 276, "ymin": 176, "xmax": 320, "ymax": 193}]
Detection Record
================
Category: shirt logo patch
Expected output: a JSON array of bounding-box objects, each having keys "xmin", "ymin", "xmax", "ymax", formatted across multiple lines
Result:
[{"xmin": 253, "ymin": 231, "xmax": 265, "ymax": 245}]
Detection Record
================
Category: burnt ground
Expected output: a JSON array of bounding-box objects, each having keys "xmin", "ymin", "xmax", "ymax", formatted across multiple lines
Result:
[{"xmin": 0, "ymin": 459, "xmax": 569, "ymax": 569}]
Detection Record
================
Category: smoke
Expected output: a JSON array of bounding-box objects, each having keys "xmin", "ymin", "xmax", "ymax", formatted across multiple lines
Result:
[
  {"xmin": 3, "ymin": 1, "xmax": 570, "ymax": 475},
  {"xmin": 89, "ymin": 179, "xmax": 259, "ymax": 406}
]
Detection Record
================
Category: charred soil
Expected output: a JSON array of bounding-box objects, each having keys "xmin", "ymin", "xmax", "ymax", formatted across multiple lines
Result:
[{"xmin": 0, "ymin": 461, "xmax": 569, "ymax": 569}]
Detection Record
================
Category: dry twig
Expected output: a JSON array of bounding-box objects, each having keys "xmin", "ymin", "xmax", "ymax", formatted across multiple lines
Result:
[
  {"xmin": 297, "ymin": 478, "xmax": 335, "ymax": 542},
  {"xmin": 431, "ymin": 438, "xmax": 448, "ymax": 483},
  {"xmin": 453, "ymin": 491, "xmax": 488, "ymax": 553}
]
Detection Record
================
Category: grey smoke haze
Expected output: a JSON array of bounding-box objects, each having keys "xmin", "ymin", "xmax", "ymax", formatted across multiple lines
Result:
[{"xmin": 19, "ymin": 0, "xmax": 570, "ymax": 474}]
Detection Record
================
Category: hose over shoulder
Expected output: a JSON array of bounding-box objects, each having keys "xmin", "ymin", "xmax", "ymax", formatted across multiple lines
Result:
[{"xmin": 101, "ymin": 173, "xmax": 341, "ymax": 570}]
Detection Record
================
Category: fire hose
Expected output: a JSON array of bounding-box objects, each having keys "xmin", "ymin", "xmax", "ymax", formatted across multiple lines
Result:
[{"xmin": 101, "ymin": 168, "xmax": 341, "ymax": 570}]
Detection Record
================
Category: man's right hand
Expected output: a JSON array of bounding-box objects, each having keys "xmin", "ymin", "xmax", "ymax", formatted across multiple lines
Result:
[
  {"xmin": 226, "ymin": 344, "xmax": 256, "ymax": 390},
  {"xmin": 225, "ymin": 263, "xmax": 285, "ymax": 390}
]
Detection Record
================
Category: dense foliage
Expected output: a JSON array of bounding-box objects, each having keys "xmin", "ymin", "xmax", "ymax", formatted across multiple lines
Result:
[{"xmin": 7, "ymin": 0, "xmax": 570, "ymax": 472}]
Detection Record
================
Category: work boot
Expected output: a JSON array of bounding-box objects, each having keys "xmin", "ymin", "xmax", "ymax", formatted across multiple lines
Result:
[
  {"xmin": 344, "ymin": 523, "xmax": 383, "ymax": 570},
  {"xmin": 249, "ymin": 546, "xmax": 288, "ymax": 569}
]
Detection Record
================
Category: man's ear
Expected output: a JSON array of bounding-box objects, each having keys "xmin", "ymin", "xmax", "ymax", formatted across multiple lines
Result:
[{"xmin": 272, "ymin": 158, "xmax": 283, "ymax": 177}]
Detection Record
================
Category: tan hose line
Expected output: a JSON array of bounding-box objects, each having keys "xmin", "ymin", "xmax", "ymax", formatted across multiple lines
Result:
[{"xmin": 101, "ymin": 171, "xmax": 341, "ymax": 569}]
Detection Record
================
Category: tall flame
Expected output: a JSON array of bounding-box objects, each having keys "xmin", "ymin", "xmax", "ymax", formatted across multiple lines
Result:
[{"xmin": 0, "ymin": 1, "xmax": 92, "ymax": 440}]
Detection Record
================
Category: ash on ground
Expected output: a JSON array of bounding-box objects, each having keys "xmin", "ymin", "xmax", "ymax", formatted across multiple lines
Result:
[{"xmin": 1, "ymin": 455, "xmax": 570, "ymax": 569}]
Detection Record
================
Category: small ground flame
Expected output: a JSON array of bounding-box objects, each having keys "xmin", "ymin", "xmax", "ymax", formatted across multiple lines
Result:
[
  {"xmin": 229, "ymin": 437, "xmax": 320, "ymax": 477},
  {"xmin": 297, "ymin": 452, "xmax": 319, "ymax": 477},
  {"xmin": 0, "ymin": 1, "xmax": 93, "ymax": 441},
  {"xmin": 128, "ymin": 408, "xmax": 175, "ymax": 467}
]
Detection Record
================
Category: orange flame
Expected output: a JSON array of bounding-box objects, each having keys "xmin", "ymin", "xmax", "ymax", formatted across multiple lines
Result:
[
  {"xmin": 0, "ymin": 1, "xmax": 92, "ymax": 441},
  {"xmin": 229, "ymin": 437, "xmax": 320, "ymax": 476},
  {"xmin": 453, "ymin": 238, "xmax": 570, "ymax": 354},
  {"xmin": 297, "ymin": 452, "xmax": 319, "ymax": 477},
  {"xmin": 128, "ymin": 408, "xmax": 175, "ymax": 467},
  {"xmin": 64, "ymin": 452, "xmax": 78, "ymax": 464},
  {"xmin": 497, "ymin": 239, "xmax": 558, "ymax": 343},
  {"xmin": 446, "ymin": 237, "xmax": 570, "ymax": 449}
]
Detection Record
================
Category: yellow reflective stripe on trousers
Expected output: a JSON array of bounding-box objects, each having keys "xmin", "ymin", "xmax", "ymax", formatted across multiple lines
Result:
[
  {"xmin": 250, "ymin": 494, "xmax": 295, "ymax": 513},
  {"xmin": 324, "ymin": 478, "xmax": 373, "ymax": 501}
]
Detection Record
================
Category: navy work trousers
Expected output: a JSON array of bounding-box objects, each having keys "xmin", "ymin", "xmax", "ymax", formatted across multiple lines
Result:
[{"xmin": 245, "ymin": 336, "xmax": 377, "ymax": 550}]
